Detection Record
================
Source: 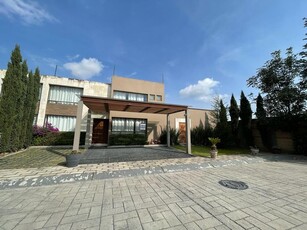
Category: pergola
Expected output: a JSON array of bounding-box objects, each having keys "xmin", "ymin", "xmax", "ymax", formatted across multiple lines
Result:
[{"xmin": 73, "ymin": 96, "xmax": 192, "ymax": 154}]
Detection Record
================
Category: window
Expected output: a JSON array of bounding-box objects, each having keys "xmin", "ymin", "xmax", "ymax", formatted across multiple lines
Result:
[
  {"xmin": 33, "ymin": 115, "xmax": 37, "ymax": 125},
  {"xmin": 113, "ymin": 90, "xmax": 148, "ymax": 102},
  {"xmin": 45, "ymin": 115, "xmax": 76, "ymax": 131},
  {"xmin": 149, "ymin": 94, "xmax": 155, "ymax": 101},
  {"xmin": 38, "ymin": 84, "xmax": 43, "ymax": 100},
  {"xmin": 156, "ymin": 95, "xmax": 162, "ymax": 101},
  {"xmin": 48, "ymin": 85, "xmax": 83, "ymax": 105},
  {"xmin": 112, "ymin": 118, "xmax": 147, "ymax": 134}
]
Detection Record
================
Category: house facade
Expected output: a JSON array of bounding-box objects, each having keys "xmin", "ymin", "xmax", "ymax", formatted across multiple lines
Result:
[{"xmin": 0, "ymin": 70, "xmax": 212, "ymax": 148}]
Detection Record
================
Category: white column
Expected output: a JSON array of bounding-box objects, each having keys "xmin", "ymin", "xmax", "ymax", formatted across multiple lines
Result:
[
  {"xmin": 73, "ymin": 100, "xmax": 84, "ymax": 151},
  {"xmin": 185, "ymin": 109, "xmax": 191, "ymax": 154},
  {"xmin": 167, "ymin": 114, "xmax": 170, "ymax": 147},
  {"xmin": 85, "ymin": 110, "xmax": 92, "ymax": 148}
]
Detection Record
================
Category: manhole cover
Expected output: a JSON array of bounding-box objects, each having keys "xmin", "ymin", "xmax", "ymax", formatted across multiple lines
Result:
[{"xmin": 219, "ymin": 180, "xmax": 248, "ymax": 190}]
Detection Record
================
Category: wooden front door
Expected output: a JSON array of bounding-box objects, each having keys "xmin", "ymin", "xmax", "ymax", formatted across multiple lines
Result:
[
  {"xmin": 178, "ymin": 122, "xmax": 186, "ymax": 143},
  {"xmin": 92, "ymin": 119, "xmax": 109, "ymax": 144}
]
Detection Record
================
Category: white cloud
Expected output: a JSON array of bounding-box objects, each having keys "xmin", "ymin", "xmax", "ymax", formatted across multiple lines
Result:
[
  {"xmin": 179, "ymin": 78, "xmax": 220, "ymax": 102},
  {"xmin": 0, "ymin": 0, "xmax": 57, "ymax": 25},
  {"xmin": 63, "ymin": 58, "xmax": 104, "ymax": 80},
  {"xmin": 66, "ymin": 54, "xmax": 80, "ymax": 61}
]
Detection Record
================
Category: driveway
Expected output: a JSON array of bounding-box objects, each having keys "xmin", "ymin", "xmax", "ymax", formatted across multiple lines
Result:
[
  {"xmin": 1, "ymin": 160, "xmax": 307, "ymax": 229},
  {"xmin": 79, "ymin": 146, "xmax": 193, "ymax": 164}
]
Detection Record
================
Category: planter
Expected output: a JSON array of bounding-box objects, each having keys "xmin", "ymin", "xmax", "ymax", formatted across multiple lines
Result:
[
  {"xmin": 250, "ymin": 148, "xmax": 259, "ymax": 155},
  {"xmin": 66, "ymin": 154, "xmax": 81, "ymax": 167},
  {"xmin": 210, "ymin": 149, "xmax": 218, "ymax": 159}
]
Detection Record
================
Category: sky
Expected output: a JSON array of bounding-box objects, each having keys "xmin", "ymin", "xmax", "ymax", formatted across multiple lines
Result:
[{"xmin": 0, "ymin": 0, "xmax": 306, "ymax": 109}]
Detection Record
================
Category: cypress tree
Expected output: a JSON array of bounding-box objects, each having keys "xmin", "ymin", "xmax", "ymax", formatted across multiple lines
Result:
[
  {"xmin": 25, "ymin": 68, "xmax": 40, "ymax": 147},
  {"xmin": 255, "ymin": 94, "xmax": 272, "ymax": 149},
  {"xmin": 239, "ymin": 91, "xmax": 254, "ymax": 146},
  {"xmin": 0, "ymin": 45, "xmax": 23, "ymax": 152},
  {"xmin": 16, "ymin": 60, "xmax": 28, "ymax": 149},
  {"xmin": 229, "ymin": 94, "xmax": 240, "ymax": 146},
  {"xmin": 0, "ymin": 45, "xmax": 40, "ymax": 152},
  {"xmin": 214, "ymin": 99, "xmax": 231, "ymax": 147}
]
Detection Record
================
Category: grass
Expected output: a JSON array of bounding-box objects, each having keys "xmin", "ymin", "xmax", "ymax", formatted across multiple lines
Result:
[
  {"xmin": 0, "ymin": 147, "xmax": 85, "ymax": 169},
  {"xmin": 174, "ymin": 145, "xmax": 250, "ymax": 157}
]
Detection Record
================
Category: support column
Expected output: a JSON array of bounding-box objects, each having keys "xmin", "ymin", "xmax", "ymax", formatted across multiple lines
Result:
[
  {"xmin": 185, "ymin": 109, "xmax": 191, "ymax": 155},
  {"xmin": 167, "ymin": 114, "xmax": 170, "ymax": 147},
  {"xmin": 73, "ymin": 100, "xmax": 84, "ymax": 151},
  {"xmin": 85, "ymin": 109, "xmax": 93, "ymax": 149}
]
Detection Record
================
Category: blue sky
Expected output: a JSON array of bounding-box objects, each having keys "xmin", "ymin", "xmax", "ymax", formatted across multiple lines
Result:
[{"xmin": 0, "ymin": 0, "xmax": 306, "ymax": 109}]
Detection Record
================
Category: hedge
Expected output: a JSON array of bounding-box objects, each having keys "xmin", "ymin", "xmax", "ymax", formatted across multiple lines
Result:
[
  {"xmin": 32, "ymin": 132, "xmax": 86, "ymax": 146},
  {"xmin": 109, "ymin": 133, "xmax": 147, "ymax": 145}
]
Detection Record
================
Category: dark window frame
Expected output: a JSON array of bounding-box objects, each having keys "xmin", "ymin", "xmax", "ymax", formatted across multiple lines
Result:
[{"xmin": 111, "ymin": 117, "xmax": 147, "ymax": 135}]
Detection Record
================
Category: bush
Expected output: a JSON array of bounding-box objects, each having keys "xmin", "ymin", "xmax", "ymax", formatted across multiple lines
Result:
[
  {"xmin": 109, "ymin": 133, "xmax": 147, "ymax": 145},
  {"xmin": 159, "ymin": 128, "xmax": 179, "ymax": 145},
  {"xmin": 32, "ymin": 123, "xmax": 86, "ymax": 146},
  {"xmin": 191, "ymin": 124, "xmax": 213, "ymax": 146},
  {"xmin": 32, "ymin": 132, "xmax": 86, "ymax": 146}
]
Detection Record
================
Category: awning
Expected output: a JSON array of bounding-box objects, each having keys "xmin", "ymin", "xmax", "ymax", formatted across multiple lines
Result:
[{"xmin": 81, "ymin": 95, "xmax": 188, "ymax": 115}]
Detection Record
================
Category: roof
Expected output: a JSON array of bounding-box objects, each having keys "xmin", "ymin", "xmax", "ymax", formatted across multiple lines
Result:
[{"xmin": 81, "ymin": 96, "xmax": 188, "ymax": 115}]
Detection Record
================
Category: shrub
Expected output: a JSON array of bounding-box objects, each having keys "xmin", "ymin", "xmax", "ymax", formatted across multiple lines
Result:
[
  {"xmin": 32, "ymin": 123, "xmax": 85, "ymax": 146},
  {"xmin": 159, "ymin": 128, "xmax": 179, "ymax": 145},
  {"xmin": 109, "ymin": 133, "xmax": 147, "ymax": 145}
]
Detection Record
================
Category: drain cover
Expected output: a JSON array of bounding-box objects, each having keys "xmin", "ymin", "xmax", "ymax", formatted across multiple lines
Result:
[{"xmin": 219, "ymin": 180, "xmax": 248, "ymax": 190}]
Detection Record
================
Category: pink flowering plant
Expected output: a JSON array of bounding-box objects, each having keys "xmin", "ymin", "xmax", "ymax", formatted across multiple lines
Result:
[
  {"xmin": 32, "ymin": 123, "xmax": 60, "ymax": 146},
  {"xmin": 33, "ymin": 123, "xmax": 59, "ymax": 137}
]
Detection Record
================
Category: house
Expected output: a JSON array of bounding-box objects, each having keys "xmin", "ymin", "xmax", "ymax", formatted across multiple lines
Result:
[{"xmin": 0, "ymin": 70, "xmax": 212, "ymax": 153}]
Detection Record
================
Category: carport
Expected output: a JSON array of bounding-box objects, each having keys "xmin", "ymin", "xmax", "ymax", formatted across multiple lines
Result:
[{"xmin": 72, "ymin": 96, "xmax": 192, "ymax": 154}]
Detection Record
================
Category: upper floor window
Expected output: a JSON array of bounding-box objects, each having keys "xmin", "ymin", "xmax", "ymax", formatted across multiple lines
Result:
[
  {"xmin": 48, "ymin": 85, "xmax": 83, "ymax": 105},
  {"xmin": 113, "ymin": 90, "xmax": 148, "ymax": 102},
  {"xmin": 156, "ymin": 95, "xmax": 162, "ymax": 101},
  {"xmin": 149, "ymin": 94, "xmax": 155, "ymax": 101}
]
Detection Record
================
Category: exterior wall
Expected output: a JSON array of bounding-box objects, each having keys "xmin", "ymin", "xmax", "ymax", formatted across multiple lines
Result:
[
  {"xmin": 169, "ymin": 108, "xmax": 213, "ymax": 131},
  {"xmin": 109, "ymin": 108, "xmax": 212, "ymax": 143},
  {"xmin": 111, "ymin": 75, "xmax": 164, "ymax": 102},
  {"xmin": 1, "ymin": 69, "xmax": 214, "ymax": 145},
  {"xmin": 37, "ymin": 75, "xmax": 110, "ymax": 131},
  {"xmin": 251, "ymin": 121, "xmax": 294, "ymax": 152},
  {"xmin": 0, "ymin": 70, "xmax": 5, "ymax": 95}
]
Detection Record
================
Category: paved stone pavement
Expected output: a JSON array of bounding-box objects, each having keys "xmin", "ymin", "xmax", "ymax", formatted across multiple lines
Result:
[{"xmin": 0, "ymin": 155, "xmax": 307, "ymax": 229}]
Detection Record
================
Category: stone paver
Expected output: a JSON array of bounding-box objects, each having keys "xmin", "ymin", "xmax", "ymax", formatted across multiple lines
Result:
[
  {"xmin": 0, "ymin": 157, "xmax": 306, "ymax": 229},
  {"xmin": 0, "ymin": 152, "xmax": 267, "ymax": 189}
]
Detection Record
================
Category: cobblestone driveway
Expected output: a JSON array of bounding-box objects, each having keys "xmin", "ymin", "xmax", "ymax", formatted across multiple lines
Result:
[{"xmin": 1, "ymin": 160, "xmax": 307, "ymax": 229}]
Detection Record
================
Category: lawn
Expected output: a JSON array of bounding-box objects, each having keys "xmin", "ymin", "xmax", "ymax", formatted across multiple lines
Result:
[
  {"xmin": 0, "ymin": 147, "xmax": 85, "ymax": 169},
  {"xmin": 174, "ymin": 145, "xmax": 250, "ymax": 157}
]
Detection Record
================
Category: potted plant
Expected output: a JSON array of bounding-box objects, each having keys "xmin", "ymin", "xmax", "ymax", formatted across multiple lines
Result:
[
  {"xmin": 249, "ymin": 146, "xmax": 259, "ymax": 155},
  {"xmin": 208, "ymin": 137, "xmax": 221, "ymax": 159},
  {"xmin": 66, "ymin": 150, "xmax": 82, "ymax": 167}
]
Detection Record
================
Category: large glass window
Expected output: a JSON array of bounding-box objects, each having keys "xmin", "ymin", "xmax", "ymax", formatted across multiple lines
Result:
[
  {"xmin": 45, "ymin": 115, "xmax": 76, "ymax": 131},
  {"xmin": 48, "ymin": 85, "xmax": 83, "ymax": 105},
  {"xmin": 113, "ymin": 90, "xmax": 148, "ymax": 102},
  {"xmin": 112, "ymin": 118, "xmax": 147, "ymax": 134}
]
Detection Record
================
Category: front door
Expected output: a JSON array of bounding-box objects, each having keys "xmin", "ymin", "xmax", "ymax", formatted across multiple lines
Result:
[
  {"xmin": 178, "ymin": 122, "xmax": 186, "ymax": 144},
  {"xmin": 92, "ymin": 119, "xmax": 109, "ymax": 144}
]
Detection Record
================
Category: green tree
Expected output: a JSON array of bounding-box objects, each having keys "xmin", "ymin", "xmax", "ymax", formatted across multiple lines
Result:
[
  {"xmin": 0, "ymin": 45, "xmax": 41, "ymax": 152},
  {"xmin": 23, "ymin": 69, "xmax": 40, "ymax": 147},
  {"xmin": 299, "ymin": 18, "xmax": 307, "ymax": 101},
  {"xmin": 255, "ymin": 94, "xmax": 272, "ymax": 149},
  {"xmin": 229, "ymin": 94, "xmax": 240, "ymax": 146},
  {"xmin": 214, "ymin": 99, "xmax": 231, "ymax": 147},
  {"xmin": 247, "ymin": 48, "xmax": 305, "ymax": 117},
  {"xmin": 0, "ymin": 45, "xmax": 23, "ymax": 152},
  {"xmin": 239, "ymin": 91, "xmax": 253, "ymax": 147}
]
